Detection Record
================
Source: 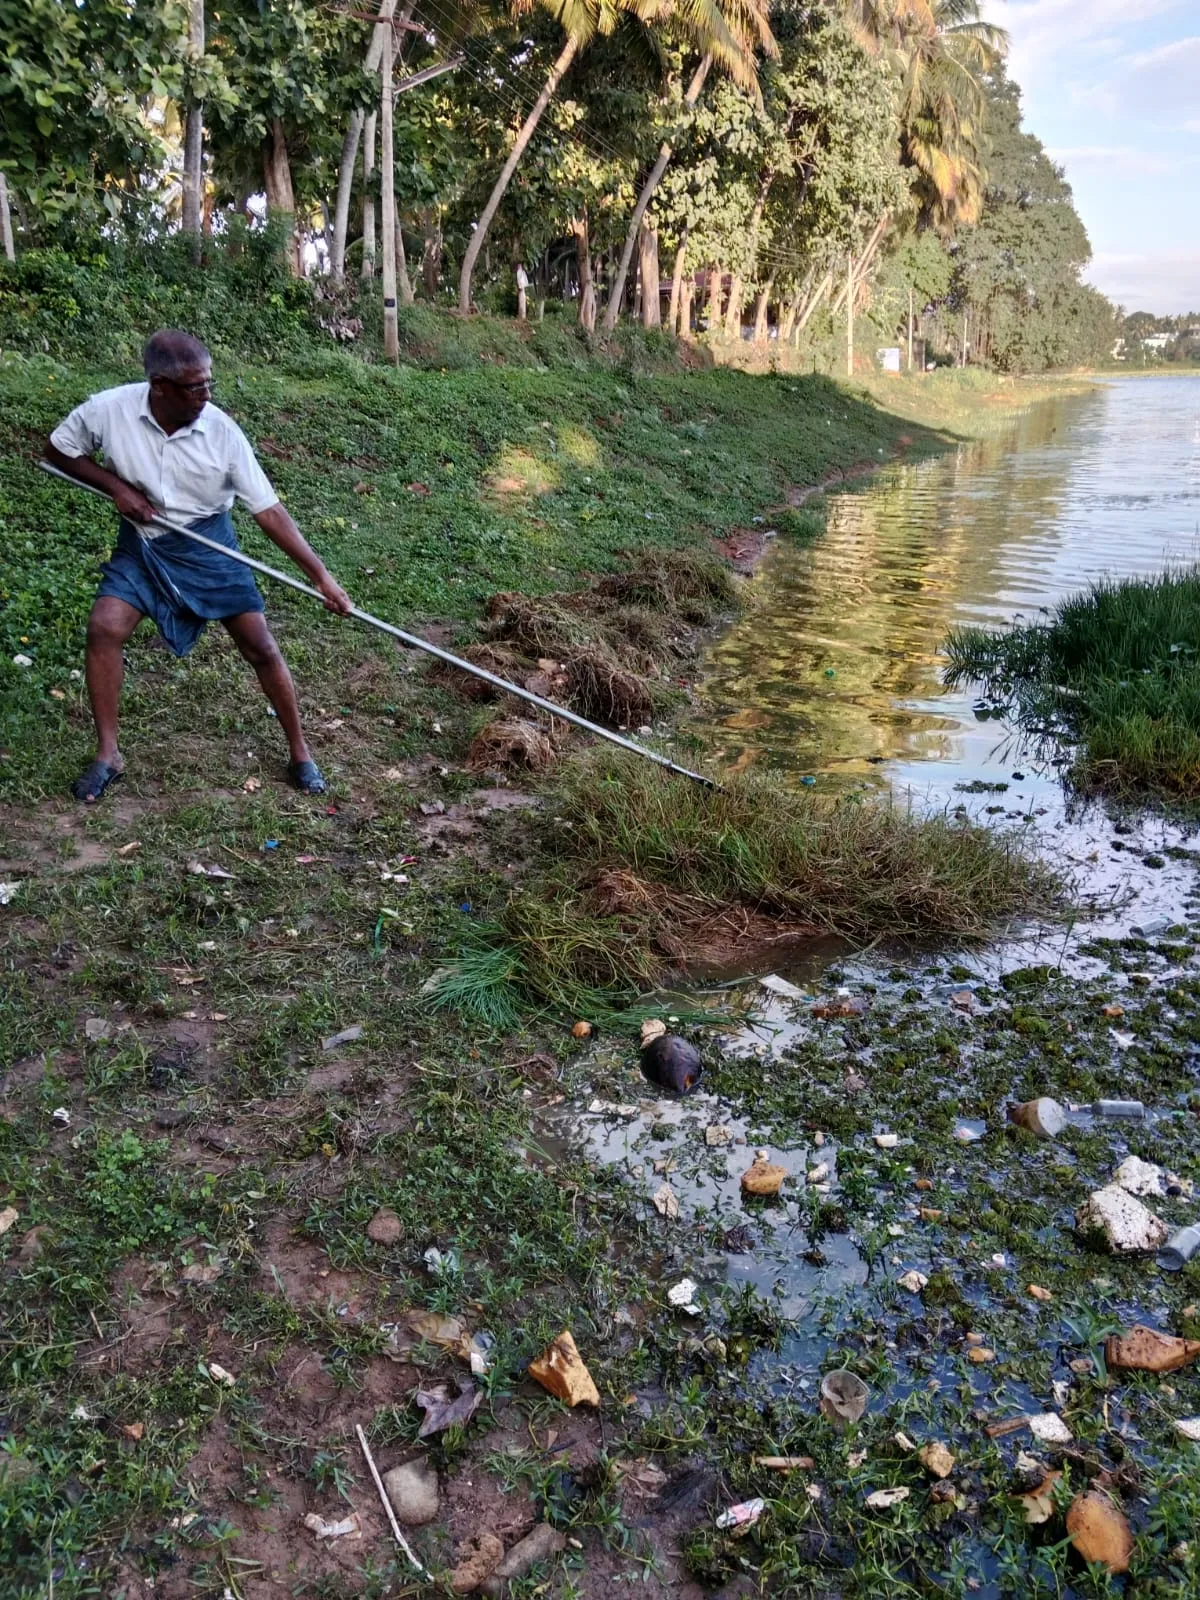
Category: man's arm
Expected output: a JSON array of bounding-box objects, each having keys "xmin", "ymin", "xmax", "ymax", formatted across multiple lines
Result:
[
  {"xmin": 253, "ymin": 503, "xmax": 352, "ymax": 615},
  {"xmin": 43, "ymin": 440, "xmax": 158, "ymax": 523}
]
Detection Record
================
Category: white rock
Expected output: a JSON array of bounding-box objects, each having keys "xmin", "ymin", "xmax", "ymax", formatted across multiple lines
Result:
[
  {"xmin": 12, "ymin": 654, "xmax": 32, "ymax": 668},
  {"xmin": 1174, "ymin": 1418, "xmax": 1200, "ymax": 1442},
  {"xmin": 897, "ymin": 1270, "xmax": 928, "ymax": 1294},
  {"xmin": 0, "ymin": 882, "xmax": 20, "ymax": 906},
  {"xmin": 1028, "ymin": 1413, "xmax": 1072, "ymax": 1445},
  {"xmin": 668, "ymin": 1278, "xmax": 701, "ymax": 1315},
  {"xmin": 1112, "ymin": 1155, "xmax": 1166, "ymax": 1198},
  {"xmin": 874, "ymin": 1133, "xmax": 900, "ymax": 1149},
  {"xmin": 1076, "ymin": 1184, "xmax": 1168, "ymax": 1254},
  {"xmin": 383, "ymin": 1457, "xmax": 440, "ymax": 1525}
]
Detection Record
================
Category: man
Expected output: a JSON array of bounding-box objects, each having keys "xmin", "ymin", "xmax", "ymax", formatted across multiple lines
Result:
[{"xmin": 45, "ymin": 328, "xmax": 351, "ymax": 803}]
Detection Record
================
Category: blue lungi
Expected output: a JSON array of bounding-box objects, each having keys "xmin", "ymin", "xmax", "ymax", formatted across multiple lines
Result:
[{"xmin": 97, "ymin": 509, "xmax": 265, "ymax": 658}]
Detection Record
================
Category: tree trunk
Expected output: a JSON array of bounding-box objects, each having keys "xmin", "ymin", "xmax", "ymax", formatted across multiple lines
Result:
[
  {"xmin": 570, "ymin": 213, "xmax": 595, "ymax": 331},
  {"xmin": 908, "ymin": 284, "xmax": 914, "ymax": 370},
  {"xmin": 396, "ymin": 219, "xmax": 414, "ymax": 305},
  {"xmin": 724, "ymin": 273, "xmax": 743, "ymax": 339},
  {"xmin": 380, "ymin": 24, "xmax": 398, "ymax": 361},
  {"xmin": 667, "ymin": 227, "xmax": 687, "ymax": 334},
  {"xmin": 458, "ymin": 34, "xmax": 580, "ymax": 316},
  {"xmin": 421, "ymin": 207, "xmax": 443, "ymax": 296},
  {"xmin": 639, "ymin": 221, "xmax": 661, "ymax": 328},
  {"xmin": 753, "ymin": 275, "xmax": 774, "ymax": 343},
  {"xmin": 263, "ymin": 116, "xmax": 300, "ymax": 275},
  {"xmin": 679, "ymin": 275, "xmax": 694, "ymax": 338},
  {"xmin": 779, "ymin": 296, "xmax": 798, "ymax": 343},
  {"xmin": 602, "ymin": 53, "xmax": 711, "ymax": 333},
  {"xmin": 796, "ymin": 269, "xmax": 832, "ymax": 336},
  {"xmin": 181, "ymin": 0, "xmax": 205, "ymax": 261},
  {"xmin": 845, "ymin": 256, "xmax": 854, "ymax": 377},
  {"xmin": 361, "ymin": 112, "xmax": 377, "ymax": 278},
  {"xmin": 831, "ymin": 213, "xmax": 888, "ymax": 316},
  {"xmin": 705, "ymin": 263, "xmax": 723, "ymax": 332},
  {"xmin": 0, "ymin": 172, "xmax": 14, "ymax": 262},
  {"xmin": 332, "ymin": 0, "xmax": 404, "ymax": 285}
]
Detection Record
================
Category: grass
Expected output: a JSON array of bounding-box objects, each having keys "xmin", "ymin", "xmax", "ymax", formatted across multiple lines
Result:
[
  {"xmin": 945, "ymin": 567, "xmax": 1200, "ymax": 799},
  {"xmin": 0, "ymin": 301, "xmax": 1099, "ymax": 1597}
]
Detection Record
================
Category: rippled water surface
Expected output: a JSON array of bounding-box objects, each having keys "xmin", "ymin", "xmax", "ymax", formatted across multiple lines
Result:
[{"xmin": 687, "ymin": 375, "xmax": 1200, "ymax": 941}]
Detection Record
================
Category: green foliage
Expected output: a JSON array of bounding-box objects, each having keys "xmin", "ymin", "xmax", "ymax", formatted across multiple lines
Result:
[{"xmin": 946, "ymin": 566, "xmax": 1200, "ymax": 798}]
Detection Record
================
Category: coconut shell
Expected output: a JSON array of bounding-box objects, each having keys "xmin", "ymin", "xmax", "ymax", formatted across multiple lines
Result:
[{"xmin": 1105, "ymin": 1324, "xmax": 1200, "ymax": 1373}]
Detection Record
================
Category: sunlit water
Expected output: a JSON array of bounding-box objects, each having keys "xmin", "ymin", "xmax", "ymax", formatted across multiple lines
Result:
[{"xmin": 686, "ymin": 375, "xmax": 1200, "ymax": 948}]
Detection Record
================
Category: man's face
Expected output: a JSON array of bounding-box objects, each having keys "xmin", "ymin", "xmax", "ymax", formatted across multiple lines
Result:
[{"xmin": 150, "ymin": 361, "xmax": 213, "ymax": 428}]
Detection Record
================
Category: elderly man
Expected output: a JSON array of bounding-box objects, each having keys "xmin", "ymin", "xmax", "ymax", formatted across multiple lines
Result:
[{"xmin": 46, "ymin": 328, "xmax": 351, "ymax": 803}]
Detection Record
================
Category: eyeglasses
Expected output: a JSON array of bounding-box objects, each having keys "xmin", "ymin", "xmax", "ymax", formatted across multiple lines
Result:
[{"xmin": 166, "ymin": 376, "xmax": 213, "ymax": 398}]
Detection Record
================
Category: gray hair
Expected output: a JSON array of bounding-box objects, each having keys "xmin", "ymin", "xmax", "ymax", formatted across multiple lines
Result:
[{"xmin": 143, "ymin": 329, "xmax": 211, "ymax": 381}]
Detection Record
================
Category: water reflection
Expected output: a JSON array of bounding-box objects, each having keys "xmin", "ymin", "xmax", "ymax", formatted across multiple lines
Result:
[{"xmin": 692, "ymin": 377, "xmax": 1200, "ymax": 802}]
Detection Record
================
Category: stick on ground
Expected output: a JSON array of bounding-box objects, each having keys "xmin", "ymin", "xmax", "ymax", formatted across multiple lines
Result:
[{"xmin": 355, "ymin": 1422, "xmax": 428, "ymax": 1576}]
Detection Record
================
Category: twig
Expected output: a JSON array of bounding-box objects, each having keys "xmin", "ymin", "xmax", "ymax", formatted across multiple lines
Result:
[{"xmin": 355, "ymin": 1423, "xmax": 428, "ymax": 1577}]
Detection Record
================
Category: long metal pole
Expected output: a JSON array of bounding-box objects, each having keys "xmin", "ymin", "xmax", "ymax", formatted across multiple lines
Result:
[{"xmin": 39, "ymin": 461, "xmax": 717, "ymax": 788}]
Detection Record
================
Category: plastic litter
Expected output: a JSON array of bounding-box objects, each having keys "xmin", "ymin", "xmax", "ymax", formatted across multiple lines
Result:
[
  {"xmin": 1131, "ymin": 916, "xmax": 1171, "ymax": 938},
  {"xmin": 716, "ymin": 1498, "xmax": 765, "ymax": 1533},
  {"xmin": 321, "ymin": 1024, "xmax": 363, "ymax": 1050},
  {"xmin": 303, "ymin": 1511, "xmax": 362, "ymax": 1540},
  {"xmin": 1093, "ymin": 1099, "xmax": 1145, "ymax": 1120},
  {"xmin": 0, "ymin": 882, "xmax": 20, "ymax": 905},
  {"xmin": 668, "ymin": 1278, "xmax": 702, "ymax": 1315},
  {"xmin": 1158, "ymin": 1223, "xmax": 1200, "ymax": 1272},
  {"xmin": 819, "ymin": 1368, "xmax": 869, "ymax": 1428}
]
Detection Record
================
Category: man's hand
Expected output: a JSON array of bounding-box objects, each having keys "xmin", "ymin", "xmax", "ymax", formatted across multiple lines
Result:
[
  {"xmin": 316, "ymin": 572, "xmax": 353, "ymax": 615},
  {"xmin": 112, "ymin": 481, "xmax": 159, "ymax": 523}
]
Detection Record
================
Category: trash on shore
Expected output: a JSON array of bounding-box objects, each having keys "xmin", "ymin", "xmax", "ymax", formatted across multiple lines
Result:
[
  {"xmin": 668, "ymin": 1278, "xmax": 702, "ymax": 1315},
  {"xmin": 873, "ymin": 1132, "xmax": 900, "ymax": 1149},
  {"xmin": 918, "ymin": 1442, "xmax": 955, "ymax": 1479},
  {"xmin": 415, "ymin": 1380, "xmax": 484, "ymax": 1437},
  {"xmin": 528, "ymin": 1331, "xmax": 600, "ymax": 1406},
  {"xmin": 322, "ymin": 1024, "xmax": 364, "ymax": 1050},
  {"xmin": 1008, "ymin": 1097, "xmax": 1066, "ymax": 1140},
  {"xmin": 753, "ymin": 1455, "xmax": 815, "ymax": 1471},
  {"xmin": 1016, "ymin": 1468, "xmax": 1062, "ymax": 1525},
  {"xmin": 1027, "ymin": 1284, "xmax": 1053, "ymax": 1302},
  {"xmin": 1066, "ymin": 1491, "xmax": 1133, "ymax": 1576},
  {"xmin": 759, "ymin": 973, "xmax": 804, "ymax": 1000},
  {"xmin": 865, "ymin": 1486, "xmax": 909, "ymax": 1510},
  {"xmin": 572, "ymin": 1020, "xmax": 593, "ymax": 1038},
  {"xmin": 207, "ymin": 1362, "xmax": 236, "ymax": 1386},
  {"xmin": 0, "ymin": 882, "xmax": 21, "ymax": 905},
  {"xmin": 1028, "ymin": 1413, "xmax": 1072, "ymax": 1445},
  {"xmin": 640, "ymin": 1032, "xmax": 702, "ymax": 1093},
  {"xmin": 303, "ymin": 1511, "xmax": 362, "ymax": 1540},
  {"xmin": 653, "ymin": 1181, "xmax": 680, "ymax": 1219},
  {"xmin": 1093, "ymin": 1098, "xmax": 1145, "ymax": 1120},
  {"xmin": 705, "ymin": 1123, "xmax": 732, "ymax": 1146},
  {"xmin": 1158, "ymin": 1223, "xmax": 1200, "ymax": 1272},
  {"xmin": 0, "ymin": 1207, "xmax": 19, "ymax": 1235},
  {"xmin": 741, "ymin": 1154, "xmax": 787, "ymax": 1197},
  {"xmin": 716, "ymin": 1498, "xmax": 766, "ymax": 1534},
  {"xmin": 819, "ymin": 1369, "xmax": 869, "ymax": 1428},
  {"xmin": 1075, "ymin": 1184, "xmax": 1167, "ymax": 1254},
  {"xmin": 1174, "ymin": 1418, "xmax": 1200, "ymax": 1442},
  {"xmin": 187, "ymin": 860, "xmax": 234, "ymax": 879},
  {"xmin": 1131, "ymin": 915, "xmax": 1171, "ymax": 938},
  {"xmin": 1104, "ymin": 1325, "xmax": 1200, "ymax": 1373},
  {"xmin": 51, "ymin": 1107, "xmax": 70, "ymax": 1128}
]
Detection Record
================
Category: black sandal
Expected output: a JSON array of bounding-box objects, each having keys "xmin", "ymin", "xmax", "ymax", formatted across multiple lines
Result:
[
  {"xmin": 288, "ymin": 759, "xmax": 327, "ymax": 795},
  {"xmin": 72, "ymin": 759, "xmax": 123, "ymax": 805}
]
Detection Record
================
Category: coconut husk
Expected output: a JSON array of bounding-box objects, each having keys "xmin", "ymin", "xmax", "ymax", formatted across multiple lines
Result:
[{"xmin": 467, "ymin": 718, "xmax": 559, "ymax": 774}]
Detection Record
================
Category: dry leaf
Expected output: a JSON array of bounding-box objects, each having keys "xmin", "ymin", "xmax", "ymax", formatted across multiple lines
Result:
[
  {"xmin": 180, "ymin": 1262, "xmax": 221, "ymax": 1285},
  {"xmin": 116, "ymin": 841, "xmax": 141, "ymax": 856},
  {"xmin": 407, "ymin": 1310, "xmax": 472, "ymax": 1360},
  {"xmin": 1017, "ymin": 1469, "xmax": 1061, "ymax": 1525},
  {"xmin": 121, "ymin": 1422, "xmax": 145, "ymax": 1442},
  {"xmin": 0, "ymin": 1206, "xmax": 19, "ymax": 1236},
  {"xmin": 1028, "ymin": 1284, "xmax": 1053, "ymax": 1302},
  {"xmin": 415, "ymin": 1381, "xmax": 484, "ymax": 1437}
]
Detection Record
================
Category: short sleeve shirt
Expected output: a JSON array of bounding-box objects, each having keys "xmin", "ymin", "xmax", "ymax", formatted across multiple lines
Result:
[{"xmin": 50, "ymin": 382, "xmax": 279, "ymax": 528}]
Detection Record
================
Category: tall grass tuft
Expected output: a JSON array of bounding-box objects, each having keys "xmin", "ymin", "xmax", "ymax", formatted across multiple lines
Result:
[
  {"xmin": 945, "ymin": 566, "xmax": 1200, "ymax": 798},
  {"xmin": 431, "ymin": 751, "xmax": 1056, "ymax": 1020}
]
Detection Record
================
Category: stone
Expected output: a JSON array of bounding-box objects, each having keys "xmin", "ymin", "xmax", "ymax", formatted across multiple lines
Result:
[
  {"xmin": 1008, "ymin": 1097, "xmax": 1066, "ymax": 1140},
  {"xmin": 1075, "ymin": 1185, "xmax": 1167, "ymax": 1254},
  {"xmin": 449, "ymin": 1532, "xmax": 505, "ymax": 1594},
  {"xmin": 741, "ymin": 1157, "xmax": 787, "ymax": 1196},
  {"xmin": 479, "ymin": 1524, "xmax": 568, "ymax": 1594},
  {"xmin": 967, "ymin": 1347, "xmax": 996, "ymax": 1364},
  {"xmin": 366, "ymin": 1207, "xmax": 403, "ymax": 1245},
  {"xmin": 1105, "ymin": 1325, "xmax": 1200, "ymax": 1374},
  {"xmin": 1174, "ymin": 1418, "xmax": 1200, "ymax": 1442},
  {"xmin": 897, "ymin": 1270, "xmax": 928, "ymax": 1294},
  {"xmin": 1066, "ymin": 1491, "xmax": 1134, "ymax": 1575},
  {"xmin": 383, "ymin": 1456, "xmax": 440, "ymax": 1526},
  {"xmin": 571, "ymin": 1020, "xmax": 592, "ymax": 1039},
  {"xmin": 918, "ymin": 1441, "xmax": 955, "ymax": 1479},
  {"xmin": 528, "ymin": 1331, "xmax": 600, "ymax": 1407},
  {"xmin": 1112, "ymin": 1155, "xmax": 1166, "ymax": 1198},
  {"xmin": 874, "ymin": 1132, "xmax": 900, "ymax": 1149},
  {"xmin": 1028, "ymin": 1412, "xmax": 1072, "ymax": 1445}
]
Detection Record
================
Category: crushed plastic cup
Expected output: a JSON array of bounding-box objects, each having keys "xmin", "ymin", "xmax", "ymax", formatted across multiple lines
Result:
[
  {"xmin": 819, "ymin": 1368, "xmax": 869, "ymax": 1429},
  {"xmin": 1158, "ymin": 1223, "xmax": 1200, "ymax": 1273}
]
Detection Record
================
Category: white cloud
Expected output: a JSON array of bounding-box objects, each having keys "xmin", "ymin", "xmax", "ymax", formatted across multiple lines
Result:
[
  {"xmin": 1089, "ymin": 250, "xmax": 1200, "ymax": 314},
  {"xmin": 1047, "ymin": 145, "xmax": 1178, "ymax": 176}
]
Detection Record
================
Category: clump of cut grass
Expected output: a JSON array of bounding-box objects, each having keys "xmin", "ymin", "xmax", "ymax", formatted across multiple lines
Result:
[
  {"xmin": 945, "ymin": 567, "xmax": 1200, "ymax": 798},
  {"xmin": 565, "ymin": 646, "xmax": 657, "ymax": 728},
  {"xmin": 594, "ymin": 547, "xmax": 740, "ymax": 623},
  {"xmin": 467, "ymin": 716, "xmax": 560, "ymax": 774},
  {"xmin": 432, "ymin": 751, "xmax": 1056, "ymax": 1017}
]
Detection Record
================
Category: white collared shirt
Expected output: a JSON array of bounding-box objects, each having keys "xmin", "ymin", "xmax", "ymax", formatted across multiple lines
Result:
[{"xmin": 50, "ymin": 382, "xmax": 279, "ymax": 527}]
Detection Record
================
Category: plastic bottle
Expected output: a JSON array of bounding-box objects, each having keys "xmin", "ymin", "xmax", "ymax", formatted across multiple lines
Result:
[
  {"xmin": 1158, "ymin": 1223, "xmax": 1200, "ymax": 1273},
  {"xmin": 1093, "ymin": 1099, "xmax": 1146, "ymax": 1120}
]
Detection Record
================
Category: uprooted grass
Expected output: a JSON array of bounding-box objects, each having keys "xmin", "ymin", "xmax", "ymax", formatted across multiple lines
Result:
[
  {"xmin": 945, "ymin": 566, "xmax": 1200, "ymax": 799},
  {"xmin": 433, "ymin": 751, "xmax": 1058, "ymax": 1021}
]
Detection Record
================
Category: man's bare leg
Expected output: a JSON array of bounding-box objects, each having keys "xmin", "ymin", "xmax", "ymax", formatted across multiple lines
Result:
[
  {"xmin": 75, "ymin": 596, "xmax": 144, "ymax": 800},
  {"xmin": 223, "ymin": 611, "xmax": 313, "ymax": 766}
]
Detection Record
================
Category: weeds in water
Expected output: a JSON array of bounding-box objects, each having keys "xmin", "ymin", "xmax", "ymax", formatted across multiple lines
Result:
[{"xmin": 945, "ymin": 566, "xmax": 1200, "ymax": 799}]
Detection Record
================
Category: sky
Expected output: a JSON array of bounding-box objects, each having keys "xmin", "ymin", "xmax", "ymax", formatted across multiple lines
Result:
[{"xmin": 982, "ymin": 0, "xmax": 1199, "ymax": 314}]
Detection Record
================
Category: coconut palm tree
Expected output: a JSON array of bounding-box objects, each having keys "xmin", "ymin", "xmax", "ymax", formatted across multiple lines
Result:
[
  {"xmin": 458, "ymin": 0, "xmax": 771, "ymax": 315},
  {"xmin": 846, "ymin": 0, "xmax": 1005, "ymax": 229}
]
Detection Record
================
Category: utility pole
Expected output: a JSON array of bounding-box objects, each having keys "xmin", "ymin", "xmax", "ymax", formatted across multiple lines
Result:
[
  {"xmin": 380, "ymin": 19, "xmax": 399, "ymax": 363},
  {"xmin": 846, "ymin": 255, "xmax": 854, "ymax": 378}
]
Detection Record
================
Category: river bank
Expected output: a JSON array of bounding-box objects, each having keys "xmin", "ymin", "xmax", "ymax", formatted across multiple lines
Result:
[{"xmin": 1, "ymin": 338, "xmax": 1179, "ymax": 1600}]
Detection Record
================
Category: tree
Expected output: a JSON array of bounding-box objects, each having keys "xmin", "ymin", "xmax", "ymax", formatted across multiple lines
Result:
[{"xmin": 181, "ymin": 0, "xmax": 206, "ymax": 254}]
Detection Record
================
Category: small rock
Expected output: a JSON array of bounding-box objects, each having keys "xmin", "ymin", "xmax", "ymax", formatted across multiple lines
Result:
[
  {"xmin": 480, "ymin": 1523, "xmax": 568, "ymax": 1594},
  {"xmin": 705, "ymin": 1124, "xmax": 732, "ymax": 1147},
  {"xmin": 1028, "ymin": 1412, "xmax": 1072, "ymax": 1445},
  {"xmin": 897, "ymin": 1270, "xmax": 928, "ymax": 1294},
  {"xmin": 449, "ymin": 1532, "xmax": 505, "ymax": 1594},
  {"xmin": 571, "ymin": 1020, "xmax": 592, "ymax": 1039},
  {"xmin": 528, "ymin": 1331, "xmax": 600, "ymax": 1407},
  {"xmin": 741, "ymin": 1156, "xmax": 787, "ymax": 1196},
  {"xmin": 918, "ymin": 1441, "xmax": 955, "ymax": 1479},
  {"xmin": 668, "ymin": 1278, "xmax": 701, "ymax": 1315},
  {"xmin": 967, "ymin": 1347, "xmax": 996, "ymax": 1364},
  {"xmin": 874, "ymin": 1132, "xmax": 900, "ymax": 1149},
  {"xmin": 383, "ymin": 1456, "xmax": 440, "ymax": 1526},
  {"xmin": 652, "ymin": 1182, "xmax": 680, "ymax": 1220},
  {"xmin": 640, "ymin": 1017, "xmax": 667, "ymax": 1046},
  {"xmin": 1066, "ymin": 1491, "xmax": 1133, "ymax": 1575},
  {"xmin": 1112, "ymin": 1155, "xmax": 1166, "ymax": 1198},
  {"xmin": 1076, "ymin": 1185, "xmax": 1167, "ymax": 1254},
  {"xmin": 367, "ymin": 1207, "xmax": 403, "ymax": 1245},
  {"xmin": 1027, "ymin": 1284, "xmax": 1054, "ymax": 1302},
  {"xmin": 83, "ymin": 1017, "xmax": 112, "ymax": 1041}
]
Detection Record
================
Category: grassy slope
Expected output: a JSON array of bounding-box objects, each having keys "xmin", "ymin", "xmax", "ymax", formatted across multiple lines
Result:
[{"xmin": 1, "ymin": 328, "xmax": 1132, "ymax": 1599}]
